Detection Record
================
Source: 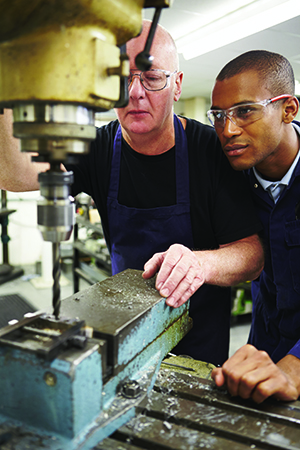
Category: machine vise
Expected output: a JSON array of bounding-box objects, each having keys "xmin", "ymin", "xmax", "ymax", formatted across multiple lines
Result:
[{"xmin": 0, "ymin": 269, "xmax": 191, "ymax": 449}]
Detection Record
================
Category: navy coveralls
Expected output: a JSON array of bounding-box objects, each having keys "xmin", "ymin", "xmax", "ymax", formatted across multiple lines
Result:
[{"xmin": 246, "ymin": 124, "xmax": 300, "ymax": 362}]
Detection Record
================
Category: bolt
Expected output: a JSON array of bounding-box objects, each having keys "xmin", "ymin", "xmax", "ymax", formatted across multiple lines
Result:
[
  {"xmin": 44, "ymin": 371, "xmax": 57, "ymax": 387},
  {"xmin": 121, "ymin": 380, "xmax": 141, "ymax": 399}
]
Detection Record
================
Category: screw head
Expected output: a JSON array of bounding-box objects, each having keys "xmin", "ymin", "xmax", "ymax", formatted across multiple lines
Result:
[
  {"xmin": 121, "ymin": 380, "xmax": 141, "ymax": 399},
  {"xmin": 44, "ymin": 371, "xmax": 57, "ymax": 387}
]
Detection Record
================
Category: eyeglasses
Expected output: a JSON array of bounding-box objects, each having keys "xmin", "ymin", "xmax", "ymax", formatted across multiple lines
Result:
[
  {"xmin": 207, "ymin": 95, "xmax": 291, "ymax": 129},
  {"xmin": 128, "ymin": 69, "xmax": 177, "ymax": 91}
]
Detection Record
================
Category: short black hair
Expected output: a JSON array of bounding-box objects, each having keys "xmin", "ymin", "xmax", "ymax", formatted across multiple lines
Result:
[{"xmin": 217, "ymin": 50, "xmax": 295, "ymax": 96}]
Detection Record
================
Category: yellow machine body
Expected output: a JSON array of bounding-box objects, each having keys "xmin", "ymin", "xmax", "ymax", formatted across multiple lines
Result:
[{"xmin": 0, "ymin": 0, "xmax": 145, "ymax": 110}]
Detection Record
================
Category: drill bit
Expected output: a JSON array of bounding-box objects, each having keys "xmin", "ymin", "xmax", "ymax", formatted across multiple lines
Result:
[{"xmin": 52, "ymin": 242, "xmax": 61, "ymax": 319}]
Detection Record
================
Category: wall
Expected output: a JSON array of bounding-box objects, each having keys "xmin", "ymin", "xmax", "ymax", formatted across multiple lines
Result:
[
  {"xmin": 1, "ymin": 191, "xmax": 42, "ymax": 266},
  {"xmin": 175, "ymin": 96, "xmax": 210, "ymax": 124}
]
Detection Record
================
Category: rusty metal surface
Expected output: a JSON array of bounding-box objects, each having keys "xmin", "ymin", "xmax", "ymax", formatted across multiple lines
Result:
[{"xmin": 96, "ymin": 368, "xmax": 300, "ymax": 449}]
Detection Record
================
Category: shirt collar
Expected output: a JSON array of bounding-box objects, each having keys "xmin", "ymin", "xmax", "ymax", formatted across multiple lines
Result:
[{"xmin": 253, "ymin": 122, "xmax": 300, "ymax": 201}]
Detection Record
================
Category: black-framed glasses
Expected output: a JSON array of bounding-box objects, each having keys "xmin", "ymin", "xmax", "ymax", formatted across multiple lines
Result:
[
  {"xmin": 207, "ymin": 94, "xmax": 291, "ymax": 129},
  {"xmin": 128, "ymin": 69, "xmax": 177, "ymax": 91}
]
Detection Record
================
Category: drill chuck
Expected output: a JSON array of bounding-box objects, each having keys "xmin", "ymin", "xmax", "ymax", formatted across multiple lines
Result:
[{"xmin": 38, "ymin": 170, "xmax": 75, "ymax": 243}]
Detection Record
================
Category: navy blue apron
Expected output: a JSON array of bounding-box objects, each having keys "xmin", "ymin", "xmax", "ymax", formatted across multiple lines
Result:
[
  {"xmin": 106, "ymin": 115, "xmax": 230, "ymax": 366},
  {"xmin": 107, "ymin": 115, "xmax": 194, "ymax": 274}
]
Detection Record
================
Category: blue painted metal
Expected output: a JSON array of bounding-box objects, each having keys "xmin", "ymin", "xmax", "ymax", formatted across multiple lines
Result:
[{"xmin": 0, "ymin": 340, "xmax": 102, "ymax": 439}]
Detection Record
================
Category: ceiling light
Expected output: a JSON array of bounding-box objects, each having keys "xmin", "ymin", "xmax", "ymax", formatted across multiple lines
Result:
[{"xmin": 176, "ymin": 0, "xmax": 300, "ymax": 60}]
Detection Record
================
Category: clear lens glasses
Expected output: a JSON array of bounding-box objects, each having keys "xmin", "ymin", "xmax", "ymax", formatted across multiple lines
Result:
[
  {"xmin": 128, "ymin": 69, "xmax": 177, "ymax": 91},
  {"xmin": 207, "ymin": 95, "xmax": 291, "ymax": 129}
]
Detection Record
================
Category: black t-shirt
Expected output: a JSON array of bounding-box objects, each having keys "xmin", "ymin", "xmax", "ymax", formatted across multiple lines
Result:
[
  {"xmin": 66, "ymin": 116, "xmax": 262, "ymax": 366},
  {"xmin": 68, "ymin": 117, "xmax": 261, "ymax": 252}
]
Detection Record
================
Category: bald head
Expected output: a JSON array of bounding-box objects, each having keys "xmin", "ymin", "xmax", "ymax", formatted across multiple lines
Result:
[{"xmin": 127, "ymin": 19, "xmax": 179, "ymax": 72}]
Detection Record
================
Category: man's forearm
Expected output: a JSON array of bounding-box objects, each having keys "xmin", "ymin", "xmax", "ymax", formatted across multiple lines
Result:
[
  {"xmin": 195, "ymin": 234, "xmax": 264, "ymax": 287},
  {"xmin": 0, "ymin": 109, "xmax": 43, "ymax": 192}
]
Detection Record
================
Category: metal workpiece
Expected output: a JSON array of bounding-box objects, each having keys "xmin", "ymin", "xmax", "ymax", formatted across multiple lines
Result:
[
  {"xmin": 98, "ymin": 368, "xmax": 300, "ymax": 450},
  {"xmin": 61, "ymin": 269, "xmax": 192, "ymax": 377}
]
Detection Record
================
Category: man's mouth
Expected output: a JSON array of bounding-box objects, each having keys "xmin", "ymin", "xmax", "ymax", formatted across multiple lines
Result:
[
  {"xmin": 128, "ymin": 110, "xmax": 148, "ymax": 116},
  {"xmin": 224, "ymin": 143, "xmax": 248, "ymax": 156}
]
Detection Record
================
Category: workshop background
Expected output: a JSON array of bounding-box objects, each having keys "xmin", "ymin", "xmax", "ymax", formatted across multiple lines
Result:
[{"xmin": 1, "ymin": 0, "xmax": 300, "ymax": 357}]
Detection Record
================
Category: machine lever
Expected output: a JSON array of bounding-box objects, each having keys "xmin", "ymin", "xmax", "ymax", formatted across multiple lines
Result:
[{"xmin": 135, "ymin": 7, "xmax": 163, "ymax": 71}]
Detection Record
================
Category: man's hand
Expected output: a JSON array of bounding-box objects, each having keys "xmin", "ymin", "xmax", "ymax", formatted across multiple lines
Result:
[
  {"xmin": 211, "ymin": 344, "xmax": 300, "ymax": 403},
  {"xmin": 142, "ymin": 243, "xmax": 205, "ymax": 307},
  {"xmin": 142, "ymin": 235, "xmax": 263, "ymax": 308}
]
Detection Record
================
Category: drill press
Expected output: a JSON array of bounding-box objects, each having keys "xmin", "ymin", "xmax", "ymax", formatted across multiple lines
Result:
[{"xmin": 0, "ymin": 0, "xmax": 170, "ymax": 317}]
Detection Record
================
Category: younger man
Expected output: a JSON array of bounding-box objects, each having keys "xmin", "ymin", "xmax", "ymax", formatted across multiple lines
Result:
[{"xmin": 208, "ymin": 50, "xmax": 300, "ymax": 402}]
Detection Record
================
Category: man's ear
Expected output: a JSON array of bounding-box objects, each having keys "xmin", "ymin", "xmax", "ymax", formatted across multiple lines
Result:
[
  {"xmin": 283, "ymin": 96, "xmax": 299, "ymax": 123},
  {"xmin": 174, "ymin": 71, "xmax": 183, "ymax": 102}
]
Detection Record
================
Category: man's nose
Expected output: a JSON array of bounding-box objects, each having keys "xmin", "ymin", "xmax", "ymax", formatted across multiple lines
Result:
[
  {"xmin": 222, "ymin": 115, "xmax": 242, "ymax": 138},
  {"xmin": 129, "ymin": 75, "xmax": 145, "ymax": 97}
]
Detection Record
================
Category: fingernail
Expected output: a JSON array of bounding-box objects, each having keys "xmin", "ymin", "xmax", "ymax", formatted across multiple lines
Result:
[
  {"xmin": 160, "ymin": 288, "xmax": 169, "ymax": 297},
  {"xmin": 157, "ymin": 282, "xmax": 163, "ymax": 290},
  {"xmin": 167, "ymin": 297, "xmax": 175, "ymax": 307}
]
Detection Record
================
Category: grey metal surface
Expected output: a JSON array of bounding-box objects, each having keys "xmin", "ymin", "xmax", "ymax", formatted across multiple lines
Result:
[
  {"xmin": 60, "ymin": 269, "xmax": 192, "ymax": 375},
  {"xmin": 96, "ymin": 368, "xmax": 300, "ymax": 450},
  {"xmin": 61, "ymin": 269, "xmax": 165, "ymax": 334}
]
